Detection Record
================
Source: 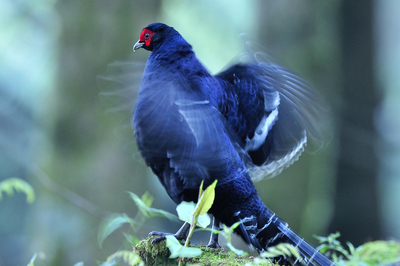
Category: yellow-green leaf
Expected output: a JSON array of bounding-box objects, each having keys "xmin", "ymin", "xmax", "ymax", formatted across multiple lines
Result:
[{"xmin": 193, "ymin": 180, "xmax": 217, "ymax": 216}]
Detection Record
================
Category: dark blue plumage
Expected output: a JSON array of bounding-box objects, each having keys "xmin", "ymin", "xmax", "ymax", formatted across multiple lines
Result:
[{"xmin": 132, "ymin": 23, "xmax": 333, "ymax": 265}]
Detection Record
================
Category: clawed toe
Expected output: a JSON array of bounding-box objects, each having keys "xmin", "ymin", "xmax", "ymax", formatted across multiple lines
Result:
[
  {"xmin": 148, "ymin": 221, "xmax": 222, "ymax": 248},
  {"xmin": 206, "ymin": 240, "xmax": 221, "ymax": 248},
  {"xmin": 148, "ymin": 222, "xmax": 190, "ymax": 244},
  {"xmin": 148, "ymin": 231, "xmax": 171, "ymax": 244}
]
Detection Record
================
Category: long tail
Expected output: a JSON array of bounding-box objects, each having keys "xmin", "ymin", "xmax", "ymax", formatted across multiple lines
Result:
[{"xmin": 236, "ymin": 207, "xmax": 335, "ymax": 266}]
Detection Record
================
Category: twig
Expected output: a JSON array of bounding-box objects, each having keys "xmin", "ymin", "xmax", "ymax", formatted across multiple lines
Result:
[{"xmin": 30, "ymin": 164, "xmax": 111, "ymax": 219}]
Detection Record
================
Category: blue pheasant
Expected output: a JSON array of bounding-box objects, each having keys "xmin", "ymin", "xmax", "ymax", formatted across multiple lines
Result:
[{"xmin": 132, "ymin": 23, "xmax": 333, "ymax": 265}]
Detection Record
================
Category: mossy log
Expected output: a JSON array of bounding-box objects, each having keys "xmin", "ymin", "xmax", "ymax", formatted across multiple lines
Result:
[{"xmin": 134, "ymin": 236, "xmax": 275, "ymax": 266}]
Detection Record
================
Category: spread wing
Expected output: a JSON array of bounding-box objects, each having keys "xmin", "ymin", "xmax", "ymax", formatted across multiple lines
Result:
[{"xmin": 216, "ymin": 51, "xmax": 331, "ymax": 181}]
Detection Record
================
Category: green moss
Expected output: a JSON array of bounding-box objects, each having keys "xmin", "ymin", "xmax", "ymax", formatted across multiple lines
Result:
[
  {"xmin": 134, "ymin": 237, "xmax": 276, "ymax": 266},
  {"xmin": 134, "ymin": 237, "xmax": 178, "ymax": 265},
  {"xmin": 132, "ymin": 235, "xmax": 400, "ymax": 266}
]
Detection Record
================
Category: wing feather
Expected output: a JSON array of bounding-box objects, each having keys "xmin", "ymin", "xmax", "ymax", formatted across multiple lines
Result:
[{"xmin": 216, "ymin": 49, "xmax": 331, "ymax": 181}]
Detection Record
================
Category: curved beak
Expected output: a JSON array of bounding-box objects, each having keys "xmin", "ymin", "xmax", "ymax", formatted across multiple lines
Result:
[{"xmin": 133, "ymin": 40, "xmax": 144, "ymax": 51}]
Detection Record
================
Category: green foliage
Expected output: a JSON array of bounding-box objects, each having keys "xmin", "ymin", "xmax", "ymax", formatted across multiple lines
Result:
[
  {"xmin": 165, "ymin": 235, "xmax": 202, "ymax": 259},
  {"xmin": 316, "ymin": 232, "xmax": 400, "ymax": 266},
  {"xmin": 171, "ymin": 180, "xmax": 251, "ymax": 258},
  {"xmin": 0, "ymin": 177, "xmax": 35, "ymax": 203},
  {"xmin": 98, "ymin": 191, "xmax": 179, "ymax": 265},
  {"xmin": 349, "ymin": 240, "xmax": 400, "ymax": 266},
  {"xmin": 135, "ymin": 236, "xmax": 275, "ymax": 266},
  {"xmin": 128, "ymin": 191, "xmax": 179, "ymax": 221},
  {"xmin": 101, "ymin": 250, "xmax": 144, "ymax": 266},
  {"xmin": 99, "ymin": 188, "xmax": 398, "ymax": 266},
  {"xmin": 261, "ymin": 243, "xmax": 302, "ymax": 264},
  {"xmin": 98, "ymin": 214, "xmax": 137, "ymax": 248},
  {"xmin": 213, "ymin": 221, "xmax": 247, "ymax": 256},
  {"xmin": 193, "ymin": 179, "xmax": 217, "ymax": 216},
  {"xmin": 100, "ymin": 181, "xmax": 259, "ymax": 265},
  {"xmin": 176, "ymin": 201, "xmax": 210, "ymax": 228},
  {"xmin": 100, "ymin": 181, "xmax": 270, "ymax": 265},
  {"xmin": 315, "ymin": 232, "xmax": 353, "ymax": 261},
  {"xmin": 98, "ymin": 192, "xmax": 179, "ymax": 249},
  {"xmin": 166, "ymin": 180, "xmax": 218, "ymax": 266}
]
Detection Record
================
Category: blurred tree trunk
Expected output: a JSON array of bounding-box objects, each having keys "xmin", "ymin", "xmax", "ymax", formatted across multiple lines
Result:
[
  {"xmin": 375, "ymin": 0, "xmax": 400, "ymax": 242},
  {"xmin": 329, "ymin": 0, "xmax": 383, "ymax": 245},
  {"xmin": 255, "ymin": 1, "xmax": 340, "ymax": 243}
]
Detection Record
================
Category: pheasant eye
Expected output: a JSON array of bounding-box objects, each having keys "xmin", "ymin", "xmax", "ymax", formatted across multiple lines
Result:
[{"xmin": 140, "ymin": 29, "xmax": 154, "ymax": 46}]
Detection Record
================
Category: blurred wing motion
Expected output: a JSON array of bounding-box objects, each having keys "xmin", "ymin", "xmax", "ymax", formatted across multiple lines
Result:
[
  {"xmin": 97, "ymin": 55, "xmax": 146, "ymax": 113},
  {"xmin": 96, "ymin": 55, "xmax": 146, "ymax": 152},
  {"xmin": 133, "ymin": 66, "xmax": 246, "ymax": 202}
]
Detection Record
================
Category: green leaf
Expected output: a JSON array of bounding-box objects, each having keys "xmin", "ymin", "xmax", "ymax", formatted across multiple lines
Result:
[
  {"xmin": 128, "ymin": 192, "xmax": 178, "ymax": 221},
  {"xmin": 177, "ymin": 245, "xmax": 202, "ymax": 259},
  {"xmin": 102, "ymin": 250, "xmax": 144, "ymax": 266},
  {"xmin": 98, "ymin": 214, "xmax": 135, "ymax": 248},
  {"xmin": 193, "ymin": 180, "xmax": 217, "ymax": 216},
  {"xmin": 0, "ymin": 178, "xmax": 35, "ymax": 203},
  {"xmin": 261, "ymin": 243, "xmax": 302, "ymax": 261},
  {"xmin": 140, "ymin": 191, "xmax": 154, "ymax": 207},
  {"xmin": 123, "ymin": 232, "xmax": 140, "ymax": 246},
  {"xmin": 165, "ymin": 235, "xmax": 202, "ymax": 259},
  {"xmin": 176, "ymin": 201, "xmax": 196, "ymax": 223},
  {"xmin": 176, "ymin": 201, "xmax": 210, "ymax": 228},
  {"xmin": 196, "ymin": 212, "xmax": 211, "ymax": 228},
  {"xmin": 224, "ymin": 221, "xmax": 242, "ymax": 234},
  {"xmin": 165, "ymin": 235, "xmax": 182, "ymax": 257}
]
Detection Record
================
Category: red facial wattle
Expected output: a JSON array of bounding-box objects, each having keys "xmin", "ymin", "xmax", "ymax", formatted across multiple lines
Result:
[{"xmin": 140, "ymin": 29, "xmax": 154, "ymax": 47}]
